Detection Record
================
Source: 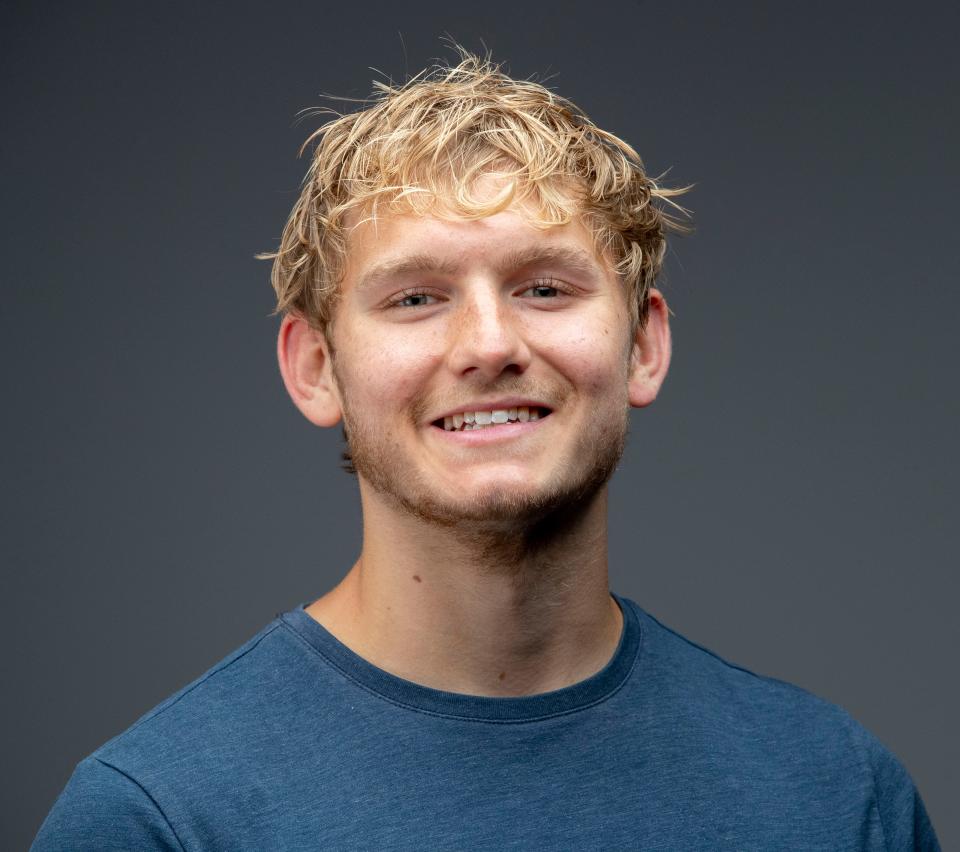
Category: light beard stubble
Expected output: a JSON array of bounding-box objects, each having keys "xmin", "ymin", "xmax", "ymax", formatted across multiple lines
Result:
[{"xmin": 334, "ymin": 364, "xmax": 630, "ymax": 565}]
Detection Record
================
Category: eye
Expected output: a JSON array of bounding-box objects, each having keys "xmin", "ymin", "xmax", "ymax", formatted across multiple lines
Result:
[
  {"xmin": 387, "ymin": 289, "xmax": 441, "ymax": 308},
  {"xmin": 519, "ymin": 278, "xmax": 566, "ymax": 299}
]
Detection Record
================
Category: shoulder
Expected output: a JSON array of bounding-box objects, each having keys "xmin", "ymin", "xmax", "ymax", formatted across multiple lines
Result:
[
  {"xmin": 629, "ymin": 596, "xmax": 866, "ymax": 740},
  {"xmin": 34, "ymin": 615, "xmax": 311, "ymax": 848},
  {"xmin": 624, "ymin": 597, "xmax": 941, "ymax": 849},
  {"xmin": 31, "ymin": 755, "xmax": 184, "ymax": 850},
  {"xmin": 94, "ymin": 618, "xmax": 301, "ymax": 775}
]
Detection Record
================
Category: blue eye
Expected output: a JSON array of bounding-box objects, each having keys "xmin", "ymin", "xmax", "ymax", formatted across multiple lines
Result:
[
  {"xmin": 521, "ymin": 279, "xmax": 563, "ymax": 298},
  {"xmin": 529, "ymin": 285, "xmax": 559, "ymax": 297},
  {"xmin": 393, "ymin": 292, "xmax": 437, "ymax": 308}
]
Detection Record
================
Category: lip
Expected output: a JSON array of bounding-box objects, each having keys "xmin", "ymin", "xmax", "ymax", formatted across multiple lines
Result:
[{"xmin": 428, "ymin": 398, "xmax": 553, "ymax": 424}]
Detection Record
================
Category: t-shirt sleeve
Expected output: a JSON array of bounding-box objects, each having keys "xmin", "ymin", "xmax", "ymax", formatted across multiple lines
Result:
[
  {"xmin": 861, "ymin": 728, "xmax": 940, "ymax": 852},
  {"xmin": 31, "ymin": 756, "xmax": 183, "ymax": 851}
]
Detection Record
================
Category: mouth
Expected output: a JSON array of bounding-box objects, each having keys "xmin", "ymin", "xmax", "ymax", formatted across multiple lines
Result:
[{"xmin": 431, "ymin": 405, "xmax": 553, "ymax": 432}]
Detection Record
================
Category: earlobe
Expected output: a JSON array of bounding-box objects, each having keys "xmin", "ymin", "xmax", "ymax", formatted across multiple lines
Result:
[
  {"xmin": 628, "ymin": 288, "xmax": 672, "ymax": 408},
  {"xmin": 277, "ymin": 315, "xmax": 343, "ymax": 427}
]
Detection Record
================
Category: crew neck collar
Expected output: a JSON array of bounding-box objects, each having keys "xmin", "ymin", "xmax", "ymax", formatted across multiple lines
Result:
[{"xmin": 280, "ymin": 592, "xmax": 642, "ymax": 723}]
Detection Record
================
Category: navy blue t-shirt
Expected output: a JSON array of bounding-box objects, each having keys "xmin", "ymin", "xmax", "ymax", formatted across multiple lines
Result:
[{"xmin": 33, "ymin": 594, "xmax": 940, "ymax": 850}]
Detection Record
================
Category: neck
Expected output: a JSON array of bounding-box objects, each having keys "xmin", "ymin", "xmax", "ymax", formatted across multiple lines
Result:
[{"xmin": 306, "ymin": 483, "xmax": 622, "ymax": 697}]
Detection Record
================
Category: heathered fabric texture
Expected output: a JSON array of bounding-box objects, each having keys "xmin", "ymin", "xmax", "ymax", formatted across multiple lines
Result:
[{"xmin": 33, "ymin": 595, "xmax": 940, "ymax": 850}]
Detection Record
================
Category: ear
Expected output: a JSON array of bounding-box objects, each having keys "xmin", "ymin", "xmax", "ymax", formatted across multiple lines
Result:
[
  {"xmin": 628, "ymin": 288, "xmax": 672, "ymax": 408},
  {"xmin": 277, "ymin": 315, "xmax": 343, "ymax": 427}
]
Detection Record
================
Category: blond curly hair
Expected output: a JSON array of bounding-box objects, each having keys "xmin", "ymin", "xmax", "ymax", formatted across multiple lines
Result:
[{"xmin": 262, "ymin": 50, "xmax": 688, "ymax": 330}]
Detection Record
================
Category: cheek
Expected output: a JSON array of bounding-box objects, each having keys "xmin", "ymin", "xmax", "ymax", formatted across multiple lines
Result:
[
  {"xmin": 538, "ymin": 320, "xmax": 632, "ymax": 396},
  {"xmin": 340, "ymin": 329, "xmax": 442, "ymax": 409}
]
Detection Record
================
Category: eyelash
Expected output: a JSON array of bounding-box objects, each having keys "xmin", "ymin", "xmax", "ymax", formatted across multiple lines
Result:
[{"xmin": 385, "ymin": 279, "xmax": 569, "ymax": 309}]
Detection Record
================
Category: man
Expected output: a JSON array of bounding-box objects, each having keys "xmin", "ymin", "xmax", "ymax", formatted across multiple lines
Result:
[{"xmin": 34, "ymin": 53, "xmax": 939, "ymax": 850}]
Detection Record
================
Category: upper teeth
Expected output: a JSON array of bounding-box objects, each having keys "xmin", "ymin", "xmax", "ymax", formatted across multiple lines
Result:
[{"xmin": 443, "ymin": 406, "xmax": 542, "ymax": 431}]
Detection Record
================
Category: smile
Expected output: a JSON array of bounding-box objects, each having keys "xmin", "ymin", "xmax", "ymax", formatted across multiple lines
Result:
[{"xmin": 434, "ymin": 406, "xmax": 552, "ymax": 432}]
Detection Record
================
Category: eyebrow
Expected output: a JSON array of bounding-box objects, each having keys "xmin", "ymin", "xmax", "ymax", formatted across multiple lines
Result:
[
  {"xmin": 356, "ymin": 254, "xmax": 462, "ymax": 292},
  {"xmin": 494, "ymin": 246, "xmax": 603, "ymax": 278},
  {"xmin": 356, "ymin": 246, "xmax": 605, "ymax": 292}
]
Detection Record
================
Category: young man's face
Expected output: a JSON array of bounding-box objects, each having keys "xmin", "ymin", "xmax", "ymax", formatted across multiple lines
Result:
[{"xmin": 285, "ymin": 195, "xmax": 670, "ymax": 527}]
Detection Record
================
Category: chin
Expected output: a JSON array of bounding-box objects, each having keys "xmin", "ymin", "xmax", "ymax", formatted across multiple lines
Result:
[{"xmin": 380, "ymin": 467, "xmax": 609, "ymax": 531}]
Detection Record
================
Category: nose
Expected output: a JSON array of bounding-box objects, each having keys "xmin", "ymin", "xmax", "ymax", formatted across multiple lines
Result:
[{"xmin": 446, "ymin": 285, "xmax": 532, "ymax": 379}]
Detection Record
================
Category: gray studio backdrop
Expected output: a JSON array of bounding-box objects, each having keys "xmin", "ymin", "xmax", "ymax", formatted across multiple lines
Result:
[{"xmin": 3, "ymin": 1, "xmax": 957, "ymax": 847}]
